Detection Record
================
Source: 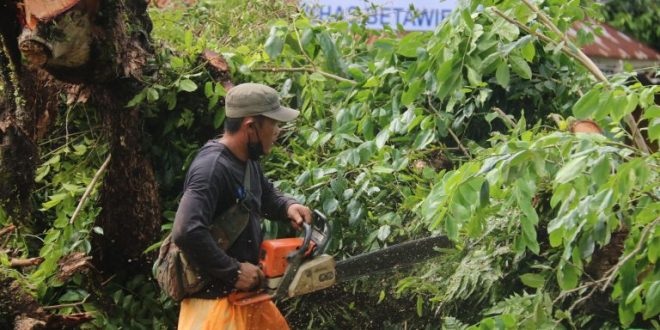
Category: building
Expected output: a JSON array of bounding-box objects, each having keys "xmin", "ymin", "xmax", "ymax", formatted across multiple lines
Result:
[{"xmin": 569, "ymin": 21, "xmax": 660, "ymax": 74}]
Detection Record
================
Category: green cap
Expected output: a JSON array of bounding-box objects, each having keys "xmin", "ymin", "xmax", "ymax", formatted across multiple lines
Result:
[{"xmin": 225, "ymin": 83, "xmax": 299, "ymax": 122}]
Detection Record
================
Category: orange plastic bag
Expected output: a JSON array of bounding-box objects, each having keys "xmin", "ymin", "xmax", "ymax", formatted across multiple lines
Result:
[{"xmin": 178, "ymin": 297, "xmax": 289, "ymax": 330}]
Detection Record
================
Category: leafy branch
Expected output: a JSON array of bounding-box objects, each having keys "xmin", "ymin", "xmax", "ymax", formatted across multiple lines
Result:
[
  {"xmin": 492, "ymin": 2, "xmax": 651, "ymax": 154},
  {"xmin": 600, "ymin": 217, "xmax": 660, "ymax": 291},
  {"xmin": 252, "ymin": 66, "xmax": 357, "ymax": 84}
]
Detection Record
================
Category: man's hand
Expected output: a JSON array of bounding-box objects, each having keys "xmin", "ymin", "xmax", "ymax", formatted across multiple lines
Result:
[
  {"xmin": 235, "ymin": 262, "xmax": 264, "ymax": 291},
  {"xmin": 287, "ymin": 204, "xmax": 312, "ymax": 231}
]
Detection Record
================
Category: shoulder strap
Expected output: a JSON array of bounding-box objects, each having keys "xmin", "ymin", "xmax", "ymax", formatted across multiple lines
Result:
[{"xmin": 209, "ymin": 161, "xmax": 254, "ymax": 250}]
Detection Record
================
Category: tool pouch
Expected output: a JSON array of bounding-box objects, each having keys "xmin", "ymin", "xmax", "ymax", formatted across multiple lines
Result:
[{"xmin": 153, "ymin": 234, "xmax": 206, "ymax": 301}]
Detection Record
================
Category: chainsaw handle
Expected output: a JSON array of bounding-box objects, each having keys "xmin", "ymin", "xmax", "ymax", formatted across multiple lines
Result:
[
  {"xmin": 290, "ymin": 222, "xmax": 313, "ymax": 260},
  {"xmin": 312, "ymin": 210, "xmax": 331, "ymax": 256}
]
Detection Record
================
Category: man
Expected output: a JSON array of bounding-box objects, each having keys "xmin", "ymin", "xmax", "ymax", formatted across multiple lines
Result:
[{"xmin": 172, "ymin": 83, "xmax": 312, "ymax": 329}]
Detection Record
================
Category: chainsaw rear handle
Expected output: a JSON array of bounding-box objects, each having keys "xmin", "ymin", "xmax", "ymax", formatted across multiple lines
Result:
[{"xmin": 288, "ymin": 209, "xmax": 330, "ymax": 259}]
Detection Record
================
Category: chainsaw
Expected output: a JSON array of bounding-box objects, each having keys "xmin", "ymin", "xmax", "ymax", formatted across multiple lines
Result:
[{"xmin": 228, "ymin": 210, "xmax": 453, "ymax": 305}]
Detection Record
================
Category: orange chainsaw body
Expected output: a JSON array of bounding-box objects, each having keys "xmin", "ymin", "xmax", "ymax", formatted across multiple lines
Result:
[{"xmin": 260, "ymin": 237, "xmax": 315, "ymax": 277}]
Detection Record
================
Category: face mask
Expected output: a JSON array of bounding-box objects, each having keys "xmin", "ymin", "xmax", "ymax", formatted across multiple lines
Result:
[{"xmin": 247, "ymin": 125, "xmax": 264, "ymax": 160}]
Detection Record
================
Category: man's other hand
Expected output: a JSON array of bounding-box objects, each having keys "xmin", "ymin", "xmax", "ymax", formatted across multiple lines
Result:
[
  {"xmin": 235, "ymin": 262, "xmax": 264, "ymax": 291},
  {"xmin": 287, "ymin": 204, "xmax": 312, "ymax": 231}
]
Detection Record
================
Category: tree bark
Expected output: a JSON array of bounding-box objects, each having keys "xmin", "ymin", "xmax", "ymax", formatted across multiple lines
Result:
[
  {"xmin": 86, "ymin": 0, "xmax": 160, "ymax": 274},
  {"xmin": 1, "ymin": 0, "xmax": 161, "ymax": 273}
]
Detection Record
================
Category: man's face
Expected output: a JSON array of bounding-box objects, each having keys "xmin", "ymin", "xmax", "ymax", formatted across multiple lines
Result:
[{"xmin": 253, "ymin": 117, "xmax": 282, "ymax": 155}]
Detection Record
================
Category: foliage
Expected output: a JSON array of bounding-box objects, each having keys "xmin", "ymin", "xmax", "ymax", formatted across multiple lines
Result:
[
  {"xmin": 601, "ymin": 0, "xmax": 660, "ymax": 51},
  {"xmin": 0, "ymin": 0, "xmax": 658, "ymax": 328}
]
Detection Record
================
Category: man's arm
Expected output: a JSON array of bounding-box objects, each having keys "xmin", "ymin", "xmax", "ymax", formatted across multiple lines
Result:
[{"xmin": 258, "ymin": 162, "xmax": 312, "ymax": 228}]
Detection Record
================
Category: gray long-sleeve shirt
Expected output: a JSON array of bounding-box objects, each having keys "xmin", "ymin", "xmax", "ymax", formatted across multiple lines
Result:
[{"xmin": 172, "ymin": 140, "xmax": 297, "ymax": 299}]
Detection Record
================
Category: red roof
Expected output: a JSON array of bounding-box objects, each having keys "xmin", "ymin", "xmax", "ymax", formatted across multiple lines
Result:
[{"xmin": 570, "ymin": 21, "xmax": 660, "ymax": 61}]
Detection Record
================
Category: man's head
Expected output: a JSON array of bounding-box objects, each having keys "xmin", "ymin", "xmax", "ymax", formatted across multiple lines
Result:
[{"xmin": 223, "ymin": 83, "xmax": 300, "ymax": 159}]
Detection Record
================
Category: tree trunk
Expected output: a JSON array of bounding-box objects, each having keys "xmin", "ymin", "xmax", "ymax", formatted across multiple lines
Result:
[
  {"xmin": 1, "ymin": 0, "xmax": 160, "ymax": 272},
  {"xmin": 87, "ymin": 0, "xmax": 161, "ymax": 274},
  {"xmin": 93, "ymin": 87, "xmax": 161, "ymax": 273}
]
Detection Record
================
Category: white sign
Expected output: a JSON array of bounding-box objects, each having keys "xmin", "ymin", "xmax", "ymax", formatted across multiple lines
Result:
[{"xmin": 301, "ymin": 0, "xmax": 459, "ymax": 31}]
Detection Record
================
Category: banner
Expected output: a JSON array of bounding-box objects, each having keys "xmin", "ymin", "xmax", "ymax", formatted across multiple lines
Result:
[{"xmin": 301, "ymin": 0, "xmax": 459, "ymax": 31}]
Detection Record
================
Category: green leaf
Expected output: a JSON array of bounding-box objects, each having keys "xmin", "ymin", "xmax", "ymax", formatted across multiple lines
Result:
[
  {"xmin": 317, "ymin": 31, "xmax": 342, "ymax": 73},
  {"xmin": 466, "ymin": 66, "xmax": 482, "ymax": 86},
  {"xmin": 496, "ymin": 20, "xmax": 519, "ymax": 41},
  {"xmin": 644, "ymin": 281, "xmax": 660, "ymax": 319},
  {"xmin": 397, "ymin": 32, "xmax": 424, "ymax": 58},
  {"xmin": 435, "ymin": 59, "xmax": 454, "ymax": 84},
  {"xmin": 509, "ymin": 55, "xmax": 532, "ymax": 79},
  {"xmin": 165, "ymin": 91, "xmax": 177, "ymax": 110},
  {"xmin": 35, "ymin": 165, "xmax": 50, "ymax": 182},
  {"xmin": 214, "ymin": 83, "xmax": 227, "ymax": 97},
  {"xmin": 416, "ymin": 295, "xmax": 424, "ymax": 317},
  {"xmin": 178, "ymin": 79, "xmax": 198, "ymax": 92},
  {"xmin": 372, "ymin": 166, "xmax": 394, "ymax": 174},
  {"xmin": 592, "ymin": 91, "xmax": 613, "ymax": 121},
  {"xmin": 208, "ymin": 94, "xmax": 219, "ymax": 110},
  {"xmin": 309, "ymin": 72, "xmax": 327, "ymax": 82},
  {"xmin": 347, "ymin": 64, "xmax": 365, "ymax": 81},
  {"xmin": 573, "ymin": 89, "xmax": 600, "ymax": 119},
  {"xmin": 213, "ymin": 110, "xmax": 225, "ymax": 129},
  {"xmin": 93, "ymin": 226, "xmax": 104, "ymax": 235},
  {"xmin": 323, "ymin": 198, "xmax": 339, "ymax": 215},
  {"xmin": 649, "ymin": 237, "xmax": 659, "ymax": 263},
  {"xmin": 377, "ymin": 225, "xmax": 391, "ymax": 241},
  {"xmin": 619, "ymin": 303, "xmax": 635, "ymax": 326},
  {"xmin": 555, "ymin": 155, "xmax": 588, "ymax": 184},
  {"xmin": 549, "ymin": 225, "xmax": 564, "ymax": 247},
  {"xmin": 377, "ymin": 290, "xmax": 385, "ymax": 304},
  {"xmin": 496, "ymin": 62, "xmax": 510, "ymax": 89},
  {"xmin": 643, "ymin": 104, "xmax": 660, "ymax": 120},
  {"xmin": 146, "ymin": 88, "xmax": 159, "ymax": 103},
  {"xmin": 521, "ymin": 42, "xmax": 536, "ymax": 61},
  {"xmin": 375, "ymin": 129, "xmax": 390, "ymax": 149},
  {"xmin": 520, "ymin": 273, "xmax": 545, "ymax": 288},
  {"xmin": 558, "ymin": 263, "xmax": 578, "ymax": 290},
  {"xmin": 363, "ymin": 76, "xmax": 380, "ymax": 88},
  {"xmin": 413, "ymin": 130, "xmax": 434, "ymax": 150},
  {"xmin": 126, "ymin": 90, "xmax": 146, "ymax": 108},
  {"xmin": 649, "ymin": 117, "xmax": 660, "ymax": 142},
  {"xmin": 264, "ymin": 26, "xmax": 285, "ymax": 59},
  {"xmin": 42, "ymin": 193, "xmax": 67, "ymax": 210},
  {"xmin": 402, "ymin": 80, "xmax": 423, "ymax": 106},
  {"xmin": 479, "ymin": 181, "xmax": 490, "ymax": 207},
  {"xmin": 204, "ymin": 81, "xmax": 213, "ymax": 98}
]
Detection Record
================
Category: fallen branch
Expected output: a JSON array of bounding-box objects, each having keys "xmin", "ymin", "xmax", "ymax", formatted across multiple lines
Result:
[
  {"xmin": 447, "ymin": 128, "xmax": 471, "ymax": 158},
  {"xmin": 10, "ymin": 257, "xmax": 44, "ymax": 268},
  {"xmin": 252, "ymin": 66, "xmax": 357, "ymax": 85},
  {"xmin": 600, "ymin": 217, "xmax": 660, "ymax": 291},
  {"xmin": 42, "ymin": 294, "xmax": 90, "ymax": 311},
  {"xmin": 0, "ymin": 224, "xmax": 16, "ymax": 238},
  {"xmin": 69, "ymin": 154, "xmax": 112, "ymax": 225}
]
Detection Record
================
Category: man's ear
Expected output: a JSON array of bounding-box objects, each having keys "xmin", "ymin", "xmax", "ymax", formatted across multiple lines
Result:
[{"xmin": 243, "ymin": 117, "xmax": 254, "ymax": 128}]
